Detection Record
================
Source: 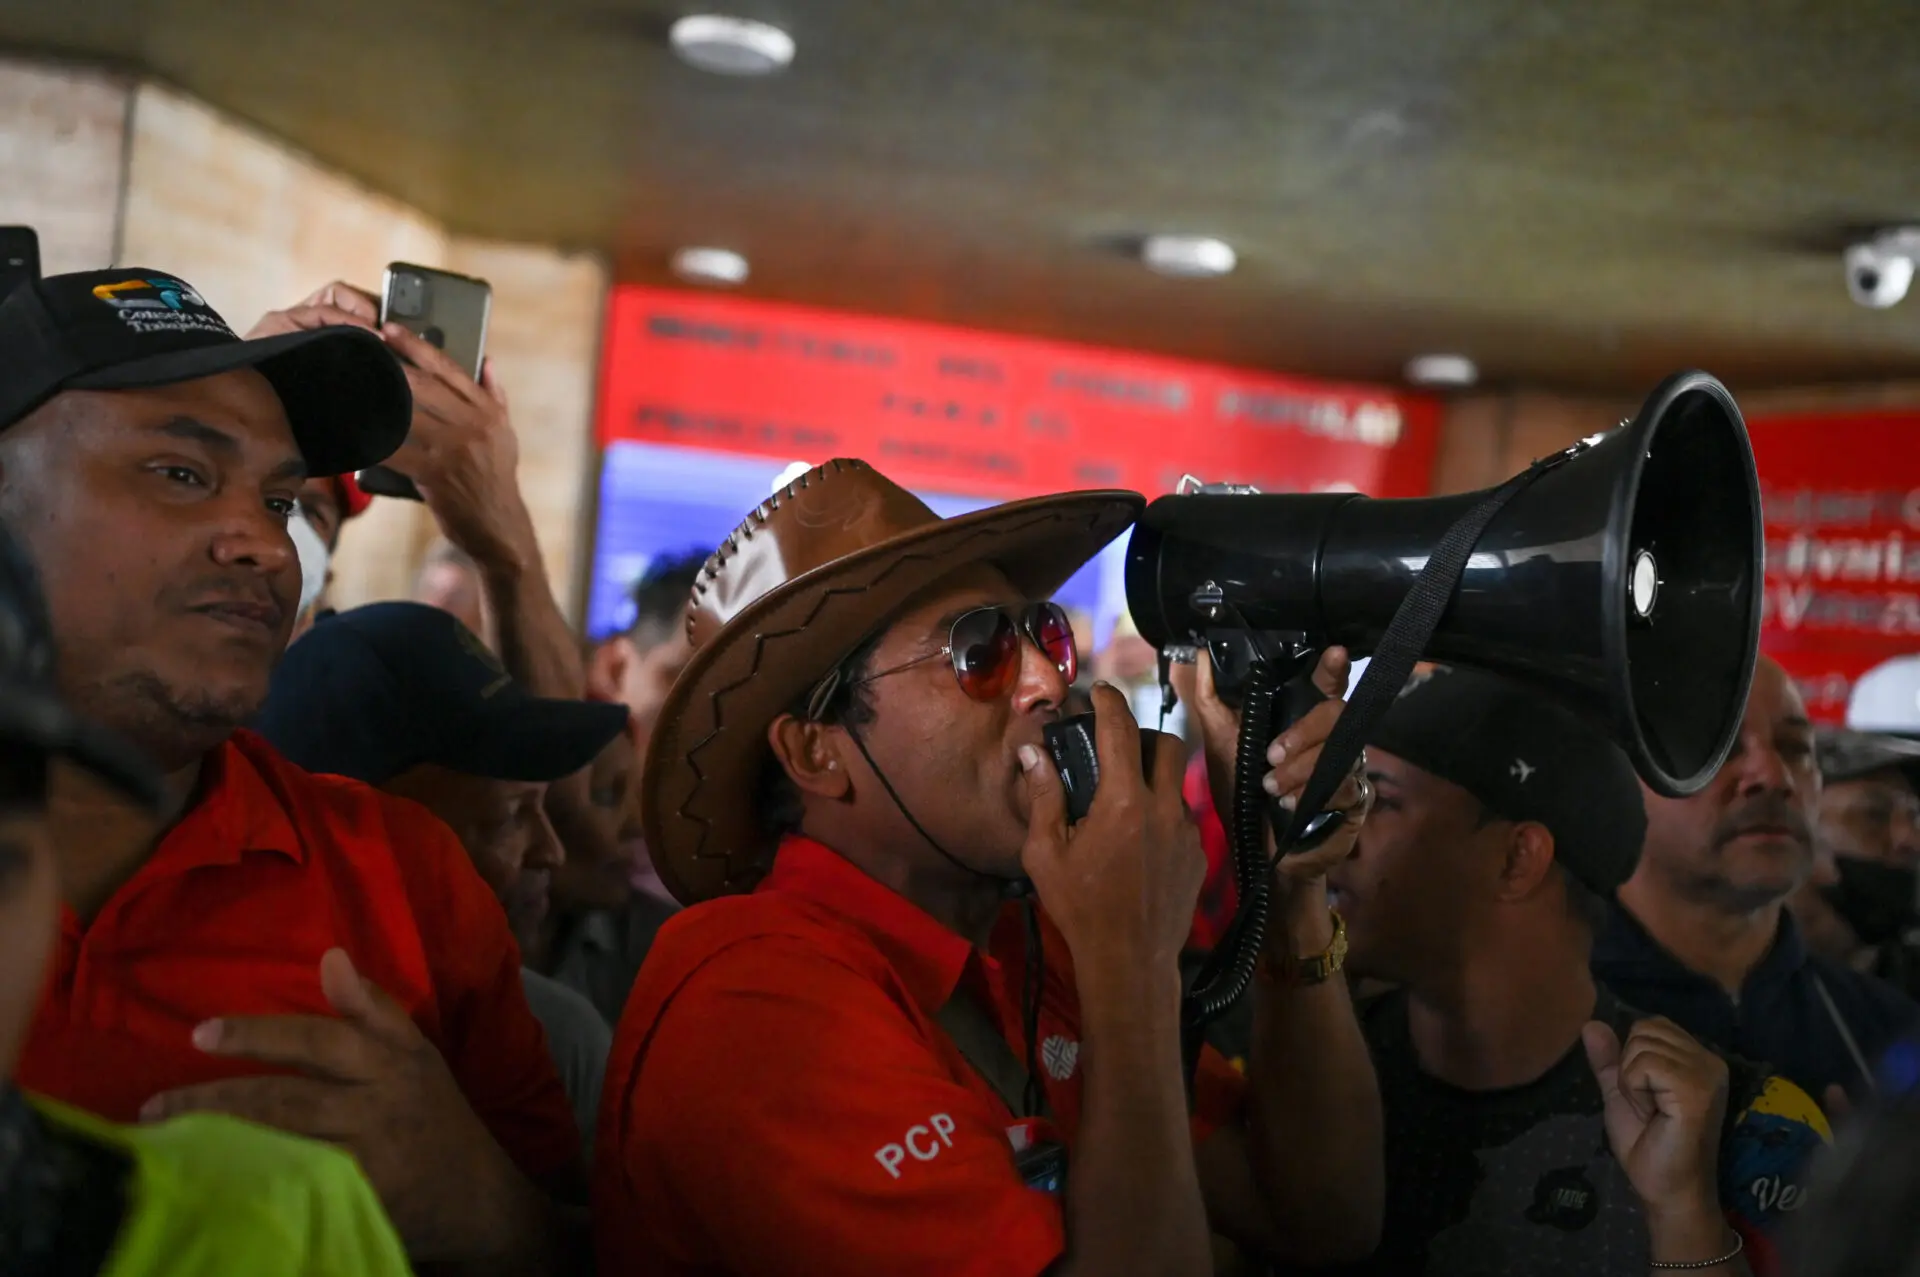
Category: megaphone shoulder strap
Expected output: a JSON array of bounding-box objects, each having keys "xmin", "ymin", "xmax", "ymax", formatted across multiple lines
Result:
[
  {"xmin": 1284, "ymin": 446, "xmax": 1584, "ymax": 844},
  {"xmin": 934, "ymin": 994, "xmax": 1054, "ymax": 1120}
]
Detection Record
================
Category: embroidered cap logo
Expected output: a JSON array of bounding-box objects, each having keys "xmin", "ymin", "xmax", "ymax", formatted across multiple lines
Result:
[
  {"xmin": 454, "ymin": 623, "xmax": 512, "ymax": 698},
  {"xmin": 89, "ymin": 277, "xmax": 234, "ymax": 339},
  {"xmin": 92, "ymin": 277, "xmax": 208, "ymax": 313}
]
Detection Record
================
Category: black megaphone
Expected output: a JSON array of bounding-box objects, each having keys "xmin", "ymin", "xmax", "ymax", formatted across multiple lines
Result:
[{"xmin": 1126, "ymin": 369, "xmax": 1764, "ymax": 799}]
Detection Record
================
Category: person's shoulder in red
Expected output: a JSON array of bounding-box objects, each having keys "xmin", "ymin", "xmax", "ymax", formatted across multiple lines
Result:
[
  {"xmin": 21, "ymin": 730, "xmax": 579, "ymax": 1188},
  {"xmin": 594, "ymin": 878, "xmax": 1067, "ymax": 1277}
]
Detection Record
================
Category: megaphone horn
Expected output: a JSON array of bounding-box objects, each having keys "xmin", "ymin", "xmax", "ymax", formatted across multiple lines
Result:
[{"xmin": 1126, "ymin": 370, "xmax": 1764, "ymax": 798}]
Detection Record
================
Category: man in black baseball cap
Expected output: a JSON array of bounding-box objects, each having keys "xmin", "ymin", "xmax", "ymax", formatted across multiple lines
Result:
[
  {"xmin": 2, "ymin": 270, "xmax": 591, "ymax": 1275},
  {"xmin": 1817, "ymin": 730, "xmax": 1920, "ymax": 935},
  {"xmin": 1314, "ymin": 666, "xmax": 1827, "ymax": 1276},
  {"xmin": 257, "ymin": 601, "xmax": 628, "ymax": 812},
  {"xmin": 255, "ymin": 601, "xmax": 628, "ymax": 1158},
  {"xmin": 1790, "ymin": 728, "xmax": 1920, "ymax": 997},
  {"xmin": 0, "ymin": 268, "xmax": 409, "ymax": 795}
]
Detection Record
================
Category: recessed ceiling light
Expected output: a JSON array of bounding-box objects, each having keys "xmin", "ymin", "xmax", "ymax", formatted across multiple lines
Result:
[
  {"xmin": 1140, "ymin": 235, "xmax": 1236, "ymax": 278},
  {"xmin": 1404, "ymin": 354, "xmax": 1479, "ymax": 388},
  {"xmin": 669, "ymin": 15, "xmax": 796, "ymax": 76},
  {"xmin": 672, "ymin": 247, "xmax": 750, "ymax": 286}
]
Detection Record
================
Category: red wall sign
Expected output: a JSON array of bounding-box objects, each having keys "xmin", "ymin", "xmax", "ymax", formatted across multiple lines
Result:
[
  {"xmin": 596, "ymin": 286, "xmax": 1441, "ymax": 502},
  {"xmin": 1753, "ymin": 409, "xmax": 1920, "ymax": 723}
]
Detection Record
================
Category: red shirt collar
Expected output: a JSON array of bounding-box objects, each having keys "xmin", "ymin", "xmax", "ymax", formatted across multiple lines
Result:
[
  {"xmin": 758, "ymin": 835, "xmax": 983, "ymax": 1013},
  {"xmin": 59, "ymin": 731, "xmax": 304, "ymax": 936},
  {"xmin": 166, "ymin": 730, "xmax": 307, "ymax": 867}
]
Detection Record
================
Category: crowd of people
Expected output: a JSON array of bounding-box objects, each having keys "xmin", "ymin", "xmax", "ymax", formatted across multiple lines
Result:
[{"xmin": 2, "ymin": 263, "xmax": 1918, "ymax": 1276}]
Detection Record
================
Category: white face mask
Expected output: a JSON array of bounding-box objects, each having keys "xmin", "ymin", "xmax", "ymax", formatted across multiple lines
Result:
[{"xmin": 288, "ymin": 510, "xmax": 331, "ymax": 618}]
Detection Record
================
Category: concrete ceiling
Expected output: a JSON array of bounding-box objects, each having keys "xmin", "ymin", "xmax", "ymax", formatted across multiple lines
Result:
[{"xmin": 8, "ymin": 0, "xmax": 1920, "ymax": 395}]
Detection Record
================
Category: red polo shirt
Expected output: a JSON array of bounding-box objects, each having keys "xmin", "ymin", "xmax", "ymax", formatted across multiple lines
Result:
[
  {"xmin": 19, "ymin": 729, "xmax": 579, "ymax": 1185},
  {"xmin": 595, "ymin": 835, "xmax": 1247, "ymax": 1276}
]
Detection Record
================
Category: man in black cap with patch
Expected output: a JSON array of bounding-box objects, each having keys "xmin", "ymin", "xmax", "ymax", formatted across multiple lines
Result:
[
  {"xmin": 1307, "ymin": 667, "xmax": 1828, "ymax": 1277},
  {"xmin": 0, "ymin": 269, "xmax": 587, "ymax": 1274},
  {"xmin": 255, "ymin": 600, "xmax": 628, "ymax": 1155}
]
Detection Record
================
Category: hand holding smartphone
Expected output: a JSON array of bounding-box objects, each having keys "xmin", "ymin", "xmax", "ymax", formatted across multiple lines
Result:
[{"xmin": 358, "ymin": 263, "xmax": 492, "ymax": 502}]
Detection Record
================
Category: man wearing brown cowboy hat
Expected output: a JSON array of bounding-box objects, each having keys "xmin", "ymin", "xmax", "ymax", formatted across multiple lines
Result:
[{"xmin": 595, "ymin": 460, "xmax": 1383, "ymax": 1275}]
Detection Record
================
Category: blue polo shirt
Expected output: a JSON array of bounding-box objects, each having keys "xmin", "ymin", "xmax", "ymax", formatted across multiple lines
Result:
[{"xmin": 1593, "ymin": 905, "xmax": 1919, "ymax": 1102}]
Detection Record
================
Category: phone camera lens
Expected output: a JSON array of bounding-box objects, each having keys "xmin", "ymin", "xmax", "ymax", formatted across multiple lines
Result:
[{"xmin": 390, "ymin": 273, "xmax": 428, "ymax": 319}]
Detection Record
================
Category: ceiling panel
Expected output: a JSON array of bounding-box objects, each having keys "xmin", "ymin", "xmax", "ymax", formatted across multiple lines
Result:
[{"xmin": 7, "ymin": 0, "xmax": 1920, "ymax": 393}]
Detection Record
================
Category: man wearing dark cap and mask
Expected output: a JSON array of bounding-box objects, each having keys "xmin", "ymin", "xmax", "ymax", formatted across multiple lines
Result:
[
  {"xmin": 255, "ymin": 600, "xmax": 629, "ymax": 1153},
  {"xmin": 0, "ymin": 270, "xmax": 585, "ymax": 1273},
  {"xmin": 1790, "ymin": 729, "xmax": 1920, "ymax": 996},
  {"xmin": 1312, "ymin": 667, "xmax": 1827, "ymax": 1277}
]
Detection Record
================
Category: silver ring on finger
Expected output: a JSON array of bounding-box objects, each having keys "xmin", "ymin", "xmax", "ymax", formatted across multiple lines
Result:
[{"xmin": 1349, "ymin": 773, "xmax": 1374, "ymax": 814}]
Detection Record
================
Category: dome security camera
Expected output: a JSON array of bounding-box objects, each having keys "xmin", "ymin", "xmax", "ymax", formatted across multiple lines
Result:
[{"xmin": 1845, "ymin": 228, "xmax": 1920, "ymax": 309}]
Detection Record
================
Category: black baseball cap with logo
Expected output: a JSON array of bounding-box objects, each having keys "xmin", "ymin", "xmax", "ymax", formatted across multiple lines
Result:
[
  {"xmin": 1368, "ymin": 665, "xmax": 1648, "ymax": 897},
  {"xmin": 0, "ymin": 269, "xmax": 410, "ymax": 477},
  {"xmin": 254, "ymin": 602, "xmax": 628, "ymax": 787}
]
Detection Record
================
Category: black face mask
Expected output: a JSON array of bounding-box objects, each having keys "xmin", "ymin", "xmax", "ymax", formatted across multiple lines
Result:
[{"xmin": 1824, "ymin": 856, "xmax": 1920, "ymax": 946}]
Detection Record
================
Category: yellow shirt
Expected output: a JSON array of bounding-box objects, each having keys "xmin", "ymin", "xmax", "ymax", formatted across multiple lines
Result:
[{"xmin": 30, "ymin": 1096, "xmax": 412, "ymax": 1277}]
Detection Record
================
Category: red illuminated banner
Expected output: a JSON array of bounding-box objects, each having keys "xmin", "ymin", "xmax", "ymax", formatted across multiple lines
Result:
[
  {"xmin": 1753, "ymin": 409, "xmax": 1920, "ymax": 723},
  {"xmin": 596, "ymin": 286, "xmax": 1441, "ymax": 501}
]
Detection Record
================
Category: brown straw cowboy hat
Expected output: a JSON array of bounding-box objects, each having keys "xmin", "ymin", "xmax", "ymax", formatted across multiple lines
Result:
[{"xmin": 641, "ymin": 459, "xmax": 1143, "ymax": 905}]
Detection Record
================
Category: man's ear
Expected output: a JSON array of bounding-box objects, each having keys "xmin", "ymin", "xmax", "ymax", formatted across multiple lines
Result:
[
  {"xmin": 768, "ymin": 713, "xmax": 853, "ymax": 801},
  {"xmin": 1493, "ymin": 821, "xmax": 1559, "ymax": 904},
  {"xmin": 586, "ymin": 637, "xmax": 629, "ymax": 703}
]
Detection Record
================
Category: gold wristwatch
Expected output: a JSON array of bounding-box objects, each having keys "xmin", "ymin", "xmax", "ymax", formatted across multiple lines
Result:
[{"xmin": 1261, "ymin": 909, "xmax": 1348, "ymax": 987}]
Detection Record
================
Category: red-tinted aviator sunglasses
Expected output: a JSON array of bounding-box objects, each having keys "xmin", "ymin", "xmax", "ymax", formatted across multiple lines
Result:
[{"xmin": 855, "ymin": 602, "xmax": 1079, "ymax": 701}]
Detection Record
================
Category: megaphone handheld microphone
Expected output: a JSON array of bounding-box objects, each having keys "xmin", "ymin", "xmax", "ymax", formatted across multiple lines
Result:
[{"xmin": 1125, "ymin": 370, "xmax": 1765, "ymax": 1049}]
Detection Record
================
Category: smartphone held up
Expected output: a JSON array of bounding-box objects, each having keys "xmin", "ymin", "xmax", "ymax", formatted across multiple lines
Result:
[{"xmin": 357, "ymin": 262, "xmax": 493, "ymax": 503}]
